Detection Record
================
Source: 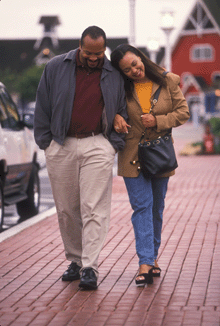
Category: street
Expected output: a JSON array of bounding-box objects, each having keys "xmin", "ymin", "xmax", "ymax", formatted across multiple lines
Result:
[{"xmin": 1, "ymin": 167, "xmax": 54, "ymax": 232}]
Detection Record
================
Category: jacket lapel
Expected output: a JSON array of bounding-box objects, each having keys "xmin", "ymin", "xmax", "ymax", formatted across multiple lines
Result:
[
  {"xmin": 151, "ymin": 82, "xmax": 160, "ymax": 103},
  {"xmin": 132, "ymin": 87, "xmax": 141, "ymax": 107}
]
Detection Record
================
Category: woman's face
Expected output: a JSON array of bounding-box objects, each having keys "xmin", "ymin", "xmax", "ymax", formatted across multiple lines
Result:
[{"xmin": 119, "ymin": 51, "xmax": 145, "ymax": 82}]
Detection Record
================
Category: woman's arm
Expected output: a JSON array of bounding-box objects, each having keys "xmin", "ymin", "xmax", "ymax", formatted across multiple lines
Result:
[{"xmin": 156, "ymin": 73, "xmax": 190, "ymax": 131}]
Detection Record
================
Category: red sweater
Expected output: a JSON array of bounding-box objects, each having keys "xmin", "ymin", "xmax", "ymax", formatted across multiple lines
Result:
[{"xmin": 67, "ymin": 50, "xmax": 104, "ymax": 136}]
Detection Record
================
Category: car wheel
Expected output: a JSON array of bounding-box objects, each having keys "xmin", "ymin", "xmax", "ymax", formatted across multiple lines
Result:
[
  {"xmin": 16, "ymin": 164, "xmax": 40, "ymax": 220},
  {"xmin": 0, "ymin": 180, "xmax": 4, "ymax": 231}
]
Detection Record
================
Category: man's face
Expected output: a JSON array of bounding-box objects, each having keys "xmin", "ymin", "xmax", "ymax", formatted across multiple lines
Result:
[{"xmin": 79, "ymin": 35, "xmax": 106, "ymax": 69}]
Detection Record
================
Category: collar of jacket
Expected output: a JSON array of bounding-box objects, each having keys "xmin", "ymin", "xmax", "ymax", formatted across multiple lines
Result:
[{"xmin": 63, "ymin": 48, "xmax": 113, "ymax": 72}]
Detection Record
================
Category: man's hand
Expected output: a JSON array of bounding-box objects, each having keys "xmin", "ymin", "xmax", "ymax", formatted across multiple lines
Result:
[
  {"xmin": 141, "ymin": 114, "xmax": 157, "ymax": 128},
  {"xmin": 114, "ymin": 114, "xmax": 131, "ymax": 133}
]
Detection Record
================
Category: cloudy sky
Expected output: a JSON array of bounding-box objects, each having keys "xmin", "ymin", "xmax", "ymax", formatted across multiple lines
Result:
[{"xmin": 0, "ymin": 0, "xmax": 195, "ymax": 47}]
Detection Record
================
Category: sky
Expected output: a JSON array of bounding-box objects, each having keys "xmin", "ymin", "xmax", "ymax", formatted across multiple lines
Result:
[{"xmin": 0, "ymin": 0, "xmax": 195, "ymax": 47}]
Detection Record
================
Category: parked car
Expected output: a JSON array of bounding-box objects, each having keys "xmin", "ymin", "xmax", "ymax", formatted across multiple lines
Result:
[{"xmin": 0, "ymin": 82, "xmax": 40, "ymax": 230}]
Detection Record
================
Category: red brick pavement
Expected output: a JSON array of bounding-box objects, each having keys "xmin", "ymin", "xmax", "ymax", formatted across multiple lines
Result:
[{"xmin": 0, "ymin": 124, "xmax": 220, "ymax": 326}]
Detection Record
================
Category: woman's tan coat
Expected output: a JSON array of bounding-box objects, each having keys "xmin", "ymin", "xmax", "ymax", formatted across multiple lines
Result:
[{"xmin": 118, "ymin": 72, "xmax": 190, "ymax": 178}]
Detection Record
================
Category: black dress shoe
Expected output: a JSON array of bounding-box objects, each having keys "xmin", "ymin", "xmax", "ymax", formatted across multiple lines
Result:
[
  {"xmin": 62, "ymin": 262, "xmax": 81, "ymax": 281},
  {"xmin": 79, "ymin": 267, "xmax": 97, "ymax": 290}
]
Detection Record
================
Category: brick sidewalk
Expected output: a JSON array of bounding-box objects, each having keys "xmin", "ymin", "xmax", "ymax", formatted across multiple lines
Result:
[{"xmin": 0, "ymin": 126, "xmax": 220, "ymax": 326}]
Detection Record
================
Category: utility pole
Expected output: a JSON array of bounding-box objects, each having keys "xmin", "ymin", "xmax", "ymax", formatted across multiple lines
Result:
[
  {"xmin": 161, "ymin": 10, "xmax": 174, "ymax": 71},
  {"xmin": 129, "ymin": 0, "xmax": 136, "ymax": 46}
]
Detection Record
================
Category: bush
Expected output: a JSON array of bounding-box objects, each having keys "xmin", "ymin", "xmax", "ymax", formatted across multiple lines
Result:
[
  {"xmin": 17, "ymin": 65, "xmax": 45, "ymax": 102},
  {"xmin": 208, "ymin": 117, "xmax": 220, "ymax": 153},
  {"xmin": 0, "ymin": 68, "xmax": 20, "ymax": 94},
  {"xmin": 209, "ymin": 117, "xmax": 220, "ymax": 137},
  {"xmin": 0, "ymin": 65, "xmax": 45, "ymax": 103}
]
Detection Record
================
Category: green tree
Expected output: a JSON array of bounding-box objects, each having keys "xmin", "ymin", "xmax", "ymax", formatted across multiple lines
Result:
[
  {"xmin": 0, "ymin": 68, "xmax": 20, "ymax": 94},
  {"xmin": 18, "ymin": 65, "xmax": 45, "ymax": 103},
  {"xmin": 0, "ymin": 65, "xmax": 45, "ymax": 104}
]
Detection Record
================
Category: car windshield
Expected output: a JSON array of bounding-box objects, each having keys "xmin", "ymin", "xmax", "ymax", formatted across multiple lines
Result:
[{"xmin": 0, "ymin": 86, "xmax": 20, "ymax": 130}]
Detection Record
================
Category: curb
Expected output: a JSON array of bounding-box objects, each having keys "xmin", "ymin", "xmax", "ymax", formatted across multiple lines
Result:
[{"xmin": 0, "ymin": 206, "xmax": 56, "ymax": 243}]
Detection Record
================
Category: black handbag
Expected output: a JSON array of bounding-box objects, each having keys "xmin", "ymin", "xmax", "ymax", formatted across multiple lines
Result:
[
  {"xmin": 138, "ymin": 130, "xmax": 178, "ymax": 178},
  {"xmin": 137, "ymin": 79, "xmax": 178, "ymax": 178}
]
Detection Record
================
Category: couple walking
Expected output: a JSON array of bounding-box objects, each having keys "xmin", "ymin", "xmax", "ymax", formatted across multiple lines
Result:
[{"xmin": 34, "ymin": 26, "xmax": 189, "ymax": 290}]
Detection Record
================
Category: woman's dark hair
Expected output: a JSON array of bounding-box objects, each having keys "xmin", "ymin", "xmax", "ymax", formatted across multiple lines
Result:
[
  {"xmin": 81, "ymin": 26, "xmax": 106, "ymax": 47},
  {"xmin": 111, "ymin": 44, "xmax": 167, "ymax": 99}
]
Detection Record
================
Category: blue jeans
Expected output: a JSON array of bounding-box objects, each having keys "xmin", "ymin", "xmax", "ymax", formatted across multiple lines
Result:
[{"xmin": 124, "ymin": 172, "xmax": 169, "ymax": 266}]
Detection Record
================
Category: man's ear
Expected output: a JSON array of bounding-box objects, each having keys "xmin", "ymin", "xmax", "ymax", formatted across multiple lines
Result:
[{"xmin": 79, "ymin": 41, "xmax": 81, "ymax": 50}]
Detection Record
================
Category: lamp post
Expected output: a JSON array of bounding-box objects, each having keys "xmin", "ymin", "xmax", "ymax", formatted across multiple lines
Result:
[
  {"xmin": 161, "ymin": 10, "xmax": 174, "ymax": 71},
  {"xmin": 147, "ymin": 39, "xmax": 159, "ymax": 63},
  {"xmin": 129, "ymin": 0, "xmax": 136, "ymax": 46}
]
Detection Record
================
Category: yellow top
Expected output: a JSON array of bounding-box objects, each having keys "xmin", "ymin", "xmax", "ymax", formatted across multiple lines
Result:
[{"xmin": 134, "ymin": 81, "xmax": 153, "ymax": 113}]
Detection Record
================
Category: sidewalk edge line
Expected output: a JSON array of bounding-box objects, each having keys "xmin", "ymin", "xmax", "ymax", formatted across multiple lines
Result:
[{"xmin": 0, "ymin": 206, "xmax": 57, "ymax": 243}]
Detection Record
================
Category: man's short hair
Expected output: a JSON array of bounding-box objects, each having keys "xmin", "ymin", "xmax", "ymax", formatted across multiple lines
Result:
[{"xmin": 81, "ymin": 26, "xmax": 106, "ymax": 47}]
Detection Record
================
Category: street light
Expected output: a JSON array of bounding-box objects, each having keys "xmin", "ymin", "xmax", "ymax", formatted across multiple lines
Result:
[
  {"xmin": 161, "ymin": 9, "xmax": 175, "ymax": 71},
  {"xmin": 147, "ymin": 39, "xmax": 159, "ymax": 63}
]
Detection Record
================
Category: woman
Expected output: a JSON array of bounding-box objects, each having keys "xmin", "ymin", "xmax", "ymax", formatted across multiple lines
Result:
[{"xmin": 111, "ymin": 44, "xmax": 189, "ymax": 286}]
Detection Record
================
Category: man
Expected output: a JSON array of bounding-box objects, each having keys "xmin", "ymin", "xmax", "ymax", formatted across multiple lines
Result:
[{"xmin": 34, "ymin": 26, "xmax": 127, "ymax": 290}]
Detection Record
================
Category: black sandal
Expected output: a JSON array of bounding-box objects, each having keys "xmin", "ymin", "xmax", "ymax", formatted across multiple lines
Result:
[
  {"xmin": 152, "ymin": 267, "xmax": 161, "ymax": 277},
  {"xmin": 135, "ymin": 269, "xmax": 153, "ymax": 286}
]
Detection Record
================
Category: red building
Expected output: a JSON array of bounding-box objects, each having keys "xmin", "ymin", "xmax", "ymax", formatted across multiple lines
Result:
[{"xmin": 172, "ymin": 0, "xmax": 220, "ymax": 118}]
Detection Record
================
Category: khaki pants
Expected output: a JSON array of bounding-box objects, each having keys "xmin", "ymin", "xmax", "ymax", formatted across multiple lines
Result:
[{"xmin": 45, "ymin": 134, "xmax": 115, "ymax": 274}]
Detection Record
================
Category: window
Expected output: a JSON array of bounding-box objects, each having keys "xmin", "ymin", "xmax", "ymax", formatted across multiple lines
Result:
[
  {"xmin": 0, "ymin": 87, "xmax": 20, "ymax": 130},
  {"xmin": 0, "ymin": 97, "xmax": 10, "ymax": 129},
  {"xmin": 190, "ymin": 44, "xmax": 214, "ymax": 62}
]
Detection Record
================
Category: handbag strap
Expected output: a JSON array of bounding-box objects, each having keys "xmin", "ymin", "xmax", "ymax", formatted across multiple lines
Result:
[
  {"xmin": 150, "ymin": 70, "xmax": 168, "ymax": 113},
  {"xmin": 151, "ymin": 71, "xmax": 168, "ymax": 105},
  {"xmin": 139, "ymin": 71, "xmax": 170, "ymax": 143}
]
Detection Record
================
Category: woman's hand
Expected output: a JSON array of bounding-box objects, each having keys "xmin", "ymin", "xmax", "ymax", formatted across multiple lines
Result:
[
  {"xmin": 114, "ymin": 114, "xmax": 131, "ymax": 133},
  {"xmin": 141, "ymin": 114, "xmax": 157, "ymax": 128}
]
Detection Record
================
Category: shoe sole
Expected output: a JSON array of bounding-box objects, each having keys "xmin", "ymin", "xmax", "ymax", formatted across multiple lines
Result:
[
  {"xmin": 62, "ymin": 274, "xmax": 80, "ymax": 282},
  {"xmin": 152, "ymin": 273, "xmax": 161, "ymax": 277},
  {"xmin": 135, "ymin": 280, "xmax": 153, "ymax": 286},
  {"xmin": 79, "ymin": 282, "xmax": 97, "ymax": 290}
]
